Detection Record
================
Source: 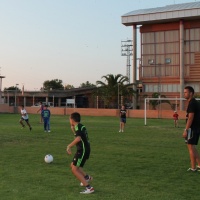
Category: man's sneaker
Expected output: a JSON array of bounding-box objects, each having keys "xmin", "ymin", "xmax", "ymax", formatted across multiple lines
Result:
[
  {"xmin": 119, "ymin": 130, "xmax": 121, "ymax": 132},
  {"xmin": 187, "ymin": 168, "xmax": 197, "ymax": 172},
  {"xmin": 29, "ymin": 127, "xmax": 32, "ymax": 131},
  {"xmin": 122, "ymin": 130, "xmax": 124, "ymax": 132},
  {"xmin": 80, "ymin": 176, "xmax": 93, "ymax": 186},
  {"xmin": 48, "ymin": 130, "xmax": 51, "ymax": 133},
  {"xmin": 21, "ymin": 125, "xmax": 25, "ymax": 129},
  {"xmin": 80, "ymin": 187, "xmax": 94, "ymax": 194}
]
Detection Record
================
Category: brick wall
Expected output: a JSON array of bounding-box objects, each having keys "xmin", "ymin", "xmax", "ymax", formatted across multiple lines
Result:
[
  {"xmin": 0, "ymin": 104, "xmax": 14, "ymax": 113},
  {"xmin": 0, "ymin": 104, "xmax": 186, "ymax": 119}
]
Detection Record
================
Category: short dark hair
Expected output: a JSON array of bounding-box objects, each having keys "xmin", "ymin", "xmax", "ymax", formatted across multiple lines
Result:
[
  {"xmin": 184, "ymin": 86, "xmax": 194, "ymax": 94},
  {"xmin": 70, "ymin": 112, "xmax": 81, "ymax": 122}
]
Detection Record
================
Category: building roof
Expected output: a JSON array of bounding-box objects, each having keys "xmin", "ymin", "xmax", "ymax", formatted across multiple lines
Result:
[{"xmin": 122, "ymin": 2, "xmax": 200, "ymax": 26}]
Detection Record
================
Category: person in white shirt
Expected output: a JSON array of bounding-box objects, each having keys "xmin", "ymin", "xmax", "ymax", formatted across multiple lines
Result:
[{"xmin": 19, "ymin": 105, "xmax": 32, "ymax": 131}]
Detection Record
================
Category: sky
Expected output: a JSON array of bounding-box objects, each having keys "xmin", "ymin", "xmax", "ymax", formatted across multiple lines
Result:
[{"xmin": 0, "ymin": 0, "xmax": 198, "ymax": 91}]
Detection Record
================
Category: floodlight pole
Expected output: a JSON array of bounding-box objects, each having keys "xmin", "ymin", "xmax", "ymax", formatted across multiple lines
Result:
[{"xmin": 121, "ymin": 39, "xmax": 133, "ymax": 83}]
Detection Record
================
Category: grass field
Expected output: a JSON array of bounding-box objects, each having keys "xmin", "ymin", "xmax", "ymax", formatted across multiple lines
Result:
[{"xmin": 0, "ymin": 113, "xmax": 200, "ymax": 200}]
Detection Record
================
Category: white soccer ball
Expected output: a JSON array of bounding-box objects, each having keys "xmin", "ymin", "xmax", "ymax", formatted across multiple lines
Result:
[{"xmin": 44, "ymin": 154, "xmax": 53, "ymax": 163}]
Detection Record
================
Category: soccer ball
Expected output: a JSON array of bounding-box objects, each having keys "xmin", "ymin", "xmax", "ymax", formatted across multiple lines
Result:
[{"xmin": 44, "ymin": 154, "xmax": 53, "ymax": 163}]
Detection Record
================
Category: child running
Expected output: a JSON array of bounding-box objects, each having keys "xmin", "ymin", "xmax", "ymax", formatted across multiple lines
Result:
[
  {"xmin": 66, "ymin": 112, "xmax": 94, "ymax": 194},
  {"xmin": 19, "ymin": 105, "xmax": 32, "ymax": 131}
]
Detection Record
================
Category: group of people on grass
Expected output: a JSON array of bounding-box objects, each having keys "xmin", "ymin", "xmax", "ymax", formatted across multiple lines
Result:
[
  {"xmin": 19, "ymin": 102, "xmax": 51, "ymax": 133},
  {"xmin": 18, "ymin": 85, "xmax": 200, "ymax": 194},
  {"xmin": 115, "ymin": 86, "xmax": 200, "ymax": 174}
]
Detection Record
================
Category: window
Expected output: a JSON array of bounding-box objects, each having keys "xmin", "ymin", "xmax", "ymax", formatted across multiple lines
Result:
[{"xmin": 144, "ymin": 84, "xmax": 180, "ymax": 92}]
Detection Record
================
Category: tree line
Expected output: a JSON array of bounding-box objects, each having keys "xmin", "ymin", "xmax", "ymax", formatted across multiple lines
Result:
[{"xmin": 4, "ymin": 74, "xmax": 135, "ymax": 109}]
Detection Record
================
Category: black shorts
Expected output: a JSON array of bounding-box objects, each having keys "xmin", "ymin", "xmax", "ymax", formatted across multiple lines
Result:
[
  {"xmin": 21, "ymin": 117, "xmax": 29, "ymax": 122},
  {"xmin": 72, "ymin": 150, "xmax": 90, "ymax": 167},
  {"xmin": 120, "ymin": 118, "xmax": 126, "ymax": 123},
  {"xmin": 186, "ymin": 128, "xmax": 200, "ymax": 145}
]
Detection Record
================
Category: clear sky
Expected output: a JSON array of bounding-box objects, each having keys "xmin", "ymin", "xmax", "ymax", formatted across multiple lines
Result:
[{"xmin": 0, "ymin": 0, "xmax": 198, "ymax": 90}]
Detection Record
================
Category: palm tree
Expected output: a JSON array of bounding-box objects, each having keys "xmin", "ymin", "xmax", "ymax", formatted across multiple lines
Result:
[{"xmin": 95, "ymin": 74, "xmax": 134, "ymax": 108}]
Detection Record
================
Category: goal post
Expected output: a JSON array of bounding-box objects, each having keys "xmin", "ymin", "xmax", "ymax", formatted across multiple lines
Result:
[
  {"xmin": 144, "ymin": 97, "xmax": 200, "ymax": 125},
  {"xmin": 144, "ymin": 97, "xmax": 185, "ymax": 126}
]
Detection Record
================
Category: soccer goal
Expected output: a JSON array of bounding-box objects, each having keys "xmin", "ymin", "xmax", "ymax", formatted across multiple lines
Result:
[
  {"xmin": 144, "ymin": 97, "xmax": 200, "ymax": 125},
  {"xmin": 144, "ymin": 97, "xmax": 184, "ymax": 126}
]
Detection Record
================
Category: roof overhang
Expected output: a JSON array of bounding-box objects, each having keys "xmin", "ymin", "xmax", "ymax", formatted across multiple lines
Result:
[{"xmin": 121, "ymin": 2, "xmax": 200, "ymax": 26}]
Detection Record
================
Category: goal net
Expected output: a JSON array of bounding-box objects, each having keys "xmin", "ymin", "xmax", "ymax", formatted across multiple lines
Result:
[
  {"xmin": 144, "ymin": 97, "xmax": 200, "ymax": 126},
  {"xmin": 144, "ymin": 97, "xmax": 185, "ymax": 125}
]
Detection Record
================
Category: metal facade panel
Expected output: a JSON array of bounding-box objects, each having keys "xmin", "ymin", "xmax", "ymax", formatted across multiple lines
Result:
[
  {"xmin": 184, "ymin": 10, "xmax": 192, "ymax": 16},
  {"xmin": 122, "ymin": 2, "xmax": 200, "ymax": 16},
  {"xmin": 166, "ymin": 12, "xmax": 173, "ymax": 19},
  {"xmin": 122, "ymin": 2, "xmax": 200, "ymax": 25},
  {"xmin": 172, "ymin": 11, "xmax": 179, "ymax": 18}
]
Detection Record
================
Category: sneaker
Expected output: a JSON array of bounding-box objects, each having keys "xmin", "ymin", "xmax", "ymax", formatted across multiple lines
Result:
[
  {"xmin": 80, "ymin": 176, "xmax": 93, "ymax": 186},
  {"xmin": 80, "ymin": 187, "xmax": 94, "ymax": 194},
  {"xmin": 122, "ymin": 130, "xmax": 124, "ymax": 132},
  {"xmin": 29, "ymin": 127, "xmax": 32, "ymax": 131},
  {"xmin": 197, "ymin": 166, "xmax": 200, "ymax": 171},
  {"xmin": 48, "ymin": 130, "xmax": 51, "ymax": 133},
  {"xmin": 119, "ymin": 130, "xmax": 121, "ymax": 132},
  {"xmin": 187, "ymin": 168, "xmax": 197, "ymax": 172}
]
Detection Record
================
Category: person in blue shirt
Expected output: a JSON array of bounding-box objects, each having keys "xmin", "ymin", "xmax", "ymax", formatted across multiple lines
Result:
[{"xmin": 41, "ymin": 104, "xmax": 51, "ymax": 132}]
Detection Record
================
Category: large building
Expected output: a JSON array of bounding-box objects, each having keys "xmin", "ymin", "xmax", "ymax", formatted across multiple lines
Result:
[{"xmin": 122, "ymin": 2, "xmax": 200, "ymax": 110}]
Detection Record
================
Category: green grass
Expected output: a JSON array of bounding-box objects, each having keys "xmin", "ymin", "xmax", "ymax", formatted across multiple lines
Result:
[{"xmin": 0, "ymin": 114, "xmax": 200, "ymax": 200}]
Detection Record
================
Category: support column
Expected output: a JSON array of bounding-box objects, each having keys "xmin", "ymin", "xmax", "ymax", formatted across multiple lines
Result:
[
  {"xmin": 132, "ymin": 24, "xmax": 137, "ymax": 109},
  {"xmin": 32, "ymin": 95, "xmax": 35, "ymax": 106},
  {"xmin": 0, "ymin": 76, "xmax": 5, "ymax": 103},
  {"xmin": 7, "ymin": 93, "xmax": 9, "ymax": 105},
  {"xmin": 58, "ymin": 98, "xmax": 61, "ymax": 107},
  {"xmin": 180, "ymin": 20, "xmax": 184, "ymax": 110},
  {"xmin": 23, "ymin": 97, "xmax": 26, "ymax": 106}
]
